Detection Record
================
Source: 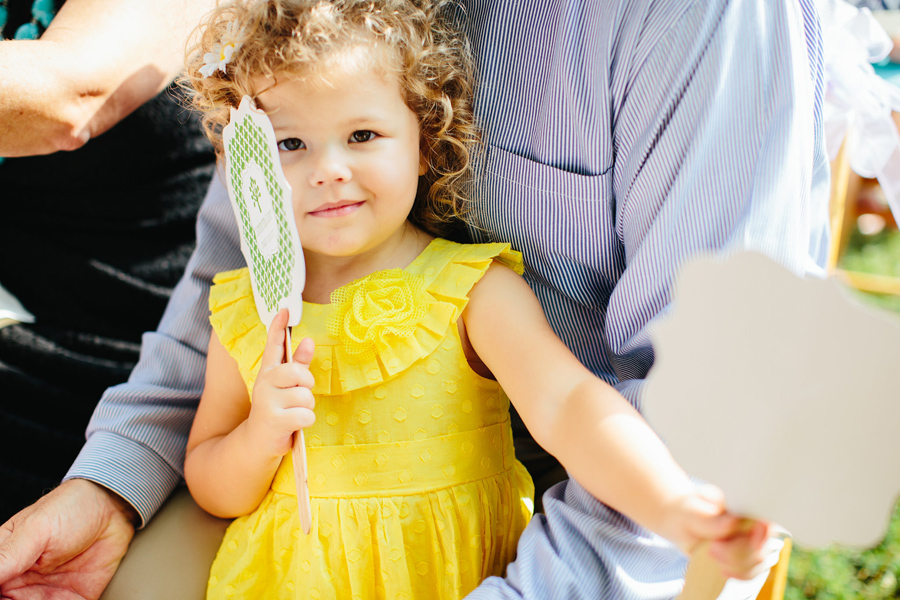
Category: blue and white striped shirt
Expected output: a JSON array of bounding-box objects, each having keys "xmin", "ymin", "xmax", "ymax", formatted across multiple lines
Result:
[{"xmin": 69, "ymin": 1, "xmax": 828, "ymax": 597}]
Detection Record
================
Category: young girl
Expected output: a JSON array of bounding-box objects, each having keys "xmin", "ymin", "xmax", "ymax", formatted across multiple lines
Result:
[{"xmin": 183, "ymin": 1, "xmax": 756, "ymax": 599}]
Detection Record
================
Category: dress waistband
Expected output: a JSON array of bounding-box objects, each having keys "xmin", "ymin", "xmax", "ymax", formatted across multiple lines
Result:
[{"xmin": 271, "ymin": 419, "xmax": 515, "ymax": 497}]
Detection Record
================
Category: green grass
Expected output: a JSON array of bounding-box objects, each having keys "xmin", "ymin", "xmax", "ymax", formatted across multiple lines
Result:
[
  {"xmin": 785, "ymin": 227, "xmax": 900, "ymax": 599},
  {"xmin": 787, "ymin": 499, "xmax": 900, "ymax": 600}
]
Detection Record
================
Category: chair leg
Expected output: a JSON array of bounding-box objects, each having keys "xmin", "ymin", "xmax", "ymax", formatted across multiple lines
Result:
[
  {"xmin": 828, "ymin": 139, "xmax": 854, "ymax": 272},
  {"xmin": 676, "ymin": 541, "xmax": 728, "ymax": 600},
  {"xmin": 755, "ymin": 537, "xmax": 793, "ymax": 600},
  {"xmin": 676, "ymin": 536, "xmax": 792, "ymax": 600}
]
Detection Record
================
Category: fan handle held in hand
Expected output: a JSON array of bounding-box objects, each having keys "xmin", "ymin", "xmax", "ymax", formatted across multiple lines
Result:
[{"xmin": 284, "ymin": 322, "xmax": 312, "ymax": 535}]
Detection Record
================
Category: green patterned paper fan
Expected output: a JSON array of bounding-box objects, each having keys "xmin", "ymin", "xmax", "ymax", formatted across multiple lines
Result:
[
  {"xmin": 223, "ymin": 95, "xmax": 312, "ymax": 535},
  {"xmin": 223, "ymin": 95, "xmax": 305, "ymax": 329}
]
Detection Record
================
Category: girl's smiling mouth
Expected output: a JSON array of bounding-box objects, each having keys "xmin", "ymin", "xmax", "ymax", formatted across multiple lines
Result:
[{"xmin": 308, "ymin": 200, "xmax": 365, "ymax": 218}]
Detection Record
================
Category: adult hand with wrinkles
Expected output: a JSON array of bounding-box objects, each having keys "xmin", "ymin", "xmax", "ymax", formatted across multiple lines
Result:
[{"xmin": 0, "ymin": 479, "xmax": 135, "ymax": 600}]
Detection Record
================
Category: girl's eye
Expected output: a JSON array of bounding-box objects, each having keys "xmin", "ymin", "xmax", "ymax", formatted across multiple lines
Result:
[
  {"xmin": 277, "ymin": 138, "xmax": 305, "ymax": 151},
  {"xmin": 350, "ymin": 130, "xmax": 376, "ymax": 143}
]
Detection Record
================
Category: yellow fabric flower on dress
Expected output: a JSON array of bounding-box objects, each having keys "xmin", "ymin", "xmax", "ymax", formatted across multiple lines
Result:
[{"xmin": 329, "ymin": 270, "xmax": 429, "ymax": 355}]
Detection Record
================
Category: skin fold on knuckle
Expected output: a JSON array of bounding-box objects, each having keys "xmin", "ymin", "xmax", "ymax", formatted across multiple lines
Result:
[
  {"xmin": 286, "ymin": 388, "xmax": 314, "ymax": 410},
  {"xmin": 287, "ymin": 363, "xmax": 310, "ymax": 386},
  {"xmin": 298, "ymin": 408, "xmax": 316, "ymax": 429},
  {"xmin": 299, "ymin": 388, "xmax": 315, "ymax": 410}
]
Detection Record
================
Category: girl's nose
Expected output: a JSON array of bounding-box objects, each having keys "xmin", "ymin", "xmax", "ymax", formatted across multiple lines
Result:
[{"xmin": 309, "ymin": 150, "xmax": 352, "ymax": 187}]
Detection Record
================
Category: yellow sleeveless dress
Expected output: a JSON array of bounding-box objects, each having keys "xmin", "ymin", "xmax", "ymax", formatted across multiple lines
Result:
[{"xmin": 206, "ymin": 239, "xmax": 534, "ymax": 600}]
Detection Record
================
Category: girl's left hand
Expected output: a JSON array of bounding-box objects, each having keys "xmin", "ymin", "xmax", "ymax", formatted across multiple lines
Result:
[
  {"xmin": 660, "ymin": 484, "xmax": 772, "ymax": 580},
  {"xmin": 245, "ymin": 309, "xmax": 317, "ymax": 459}
]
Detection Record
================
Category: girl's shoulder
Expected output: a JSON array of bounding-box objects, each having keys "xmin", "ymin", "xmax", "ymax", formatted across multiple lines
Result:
[
  {"xmin": 207, "ymin": 267, "xmax": 257, "ymax": 368},
  {"xmin": 388, "ymin": 237, "xmax": 523, "ymax": 321}
]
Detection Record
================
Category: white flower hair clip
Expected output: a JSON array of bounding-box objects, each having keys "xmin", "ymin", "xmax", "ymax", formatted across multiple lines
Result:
[{"xmin": 200, "ymin": 20, "xmax": 242, "ymax": 78}]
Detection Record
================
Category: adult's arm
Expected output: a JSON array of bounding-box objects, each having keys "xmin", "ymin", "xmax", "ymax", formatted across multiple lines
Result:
[
  {"xmin": 66, "ymin": 172, "xmax": 244, "ymax": 526},
  {"xmin": 0, "ymin": 0, "xmax": 216, "ymax": 157},
  {"xmin": 607, "ymin": 0, "xmax": 832, "ymax": 407}
]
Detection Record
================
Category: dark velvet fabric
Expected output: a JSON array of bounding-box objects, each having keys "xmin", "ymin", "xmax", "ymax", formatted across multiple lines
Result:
[{"xmin": 0, "ymin": 75, "xmax": 216, "ymax": 520}]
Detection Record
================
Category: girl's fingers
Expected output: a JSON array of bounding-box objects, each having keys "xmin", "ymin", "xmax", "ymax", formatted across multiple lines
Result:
[
  {"xmin": 280, "ymin": 386, "xmax": 316, "ymax": 411},
  {"xmin": 681, "ymin": 484, "xmax": 739, "ymax": 543},
  {"xmin": 269, "ymin": 363, "xmax": 315, "ymax": 390},
  {"xmin": 676, "ymin": 484, "xmax": 773, "ymax": 579},
  {"xmin": 697, "ymin": 513, "xmax": 741, "ymax": 542},
  {"xmin": 259, "ymin": 385, "xmax": 316, "ymax": 411},
  {"xmin": 695, "ymin": 483, "xmax": 727, "ymax": 510},
  {"xmin": 708, "ymin": 520, "xmax": 773, "ymax": 579},
  {"xmin": 260, "ymin": 309, "xmax": 291, "ymax": 369},
  {"xmin": 282, "ymin": 406, "xmax": 317, "ymax": 431},
  {"xmin": 292, "ymin": 337, "xmax": 315, "ymax": 367}
]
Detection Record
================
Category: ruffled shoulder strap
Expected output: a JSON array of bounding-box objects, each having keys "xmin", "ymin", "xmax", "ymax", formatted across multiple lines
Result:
[
  {"xmin": 411, "ymin": 238, "xmax": 524, "ymax": 322},
  {"xmin": 208, "ymin": 267, "xmax": 268, "ymax": 392},
  {"xmin": 323, "ymin": 239, "xmax": 523, "ymax": 394}
]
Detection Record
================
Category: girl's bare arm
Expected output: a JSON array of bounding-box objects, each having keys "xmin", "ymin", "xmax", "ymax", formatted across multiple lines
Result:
[
  {"xmin": 185, "ymin": 315, "xmax": 316, "ymax": 518},
  {"xmin": 462, "ymin": 264, "xmax": 745, "ymax": 556}
]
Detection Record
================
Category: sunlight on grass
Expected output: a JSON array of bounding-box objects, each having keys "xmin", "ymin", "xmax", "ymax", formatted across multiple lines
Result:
[{"xmin": 787, "ymin": 499, "xmax": 900, "ymax": 600}]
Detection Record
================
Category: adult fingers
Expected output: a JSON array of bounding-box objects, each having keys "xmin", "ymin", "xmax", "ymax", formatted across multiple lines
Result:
[
  {"xmin": 0, "ymin": 510, "xmax": 46, "ymax": 584},
  {"xmin": 260, "ymin": 309, "xmax": 290, "ymax": 370},
  {"xmin": 292, "ymin": 337, "xmax": 315, "ymax": 367}
]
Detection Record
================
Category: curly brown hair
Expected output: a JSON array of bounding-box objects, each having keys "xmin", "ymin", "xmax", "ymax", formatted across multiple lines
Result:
[{"xmin": 183, "ymin": 0, "xmax": 477, "ymax": 237}]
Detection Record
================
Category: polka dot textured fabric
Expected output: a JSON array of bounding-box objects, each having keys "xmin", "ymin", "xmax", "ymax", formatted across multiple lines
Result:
[{"xmin": 207, "ymin": 239, "xmax": 534, "ymax": 600}]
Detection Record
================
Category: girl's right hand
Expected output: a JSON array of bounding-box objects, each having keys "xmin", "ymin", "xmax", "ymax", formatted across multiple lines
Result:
[
  {"xmin": 246, "ymin": 309, "xmax": 316, "ymax": 459},
  {"xmin": 660, "ymin": 483, "xmax": 772, "ymax": 580}
]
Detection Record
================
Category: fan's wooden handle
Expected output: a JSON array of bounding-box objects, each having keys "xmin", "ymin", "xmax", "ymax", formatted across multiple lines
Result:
[{"xmin": 284, "ymin": 325, "xmax": 313, "ymax": 535}]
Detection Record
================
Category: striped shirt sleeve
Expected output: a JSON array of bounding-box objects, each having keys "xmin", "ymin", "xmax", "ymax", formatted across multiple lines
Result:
[{"xmin": 606, "ymin": 0, "xmax": 830, "ymax": 407}]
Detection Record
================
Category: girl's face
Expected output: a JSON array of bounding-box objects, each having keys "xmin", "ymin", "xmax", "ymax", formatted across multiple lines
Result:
[{"xmin": 255, "ymin": 63, "xmax": 426, "ymax": 262}]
